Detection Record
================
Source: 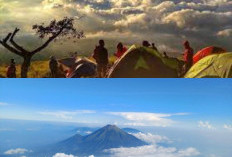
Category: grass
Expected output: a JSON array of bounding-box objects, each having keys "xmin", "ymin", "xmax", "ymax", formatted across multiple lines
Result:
[
  {"xmin": 0, "ymin": 56, "xmax": 117, "ymax": 78},
  {"xmin": 0, "ymin": 61, "xmax": 50, "ymax": 78}
]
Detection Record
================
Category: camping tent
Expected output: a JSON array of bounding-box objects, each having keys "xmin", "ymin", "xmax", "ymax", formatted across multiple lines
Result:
[
  {"xmin": 108, "ymin": 45, "xmax": 180, "ymax": 78},
  {"xmin": 67, "ymin": 58, "xmax": 97, "ymax": 78},
  {"xmin": 193, "ymin": 46, "xmax": 226, "ymax": 64},
  {"xmin": 185, "ymin": 53, "xmax": 232, "ymax": 78},
  {"xmin": 58, "ymin": 57, "xmax": 77, "ymax": 70}
]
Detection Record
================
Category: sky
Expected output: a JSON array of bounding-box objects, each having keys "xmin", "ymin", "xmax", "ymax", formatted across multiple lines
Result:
[
  {"xmin": 0, "ymin": 79, "xmax": 232, "ymax": 130},
  {"xmin": 1, "ymin": 79, "xmax": 232, "ymax": 157},
  {"xmin": 0, "ymin": 0, "xmax": 232, "ymax": 57}
]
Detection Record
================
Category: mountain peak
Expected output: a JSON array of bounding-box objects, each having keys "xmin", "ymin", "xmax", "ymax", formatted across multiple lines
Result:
[
  {"xmin": 53, "ymin": 124, "xmax": 147, "ymax": 156},
  {"xmin": 104, "ymin": 124, "xmax": 118, "ymax": 129}
]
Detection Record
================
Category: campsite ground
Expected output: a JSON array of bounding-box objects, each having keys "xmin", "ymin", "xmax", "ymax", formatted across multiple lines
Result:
[
  {"xmin": 0, "ymin": 61, "xmax": 50, "ymax": 78},
  {"xmin": 0, "ymin": 56, "xmax": 117, "ymax": 78}
]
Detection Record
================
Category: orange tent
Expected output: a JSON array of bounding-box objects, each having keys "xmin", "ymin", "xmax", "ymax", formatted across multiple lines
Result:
[{"xmin": 193, "ymin": 46, "xmax": 226, "ymax": 64}]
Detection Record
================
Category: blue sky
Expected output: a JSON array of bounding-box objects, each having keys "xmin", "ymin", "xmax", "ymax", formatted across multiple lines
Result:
[{"xmin": 0, "ymin": 79, "xmax": 232, "ymax": 129}]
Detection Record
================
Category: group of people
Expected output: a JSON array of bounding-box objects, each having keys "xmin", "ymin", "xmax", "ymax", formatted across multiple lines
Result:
[{"xmin": 6, "ymin": 39, "xmax": 194, "ymax": 78}]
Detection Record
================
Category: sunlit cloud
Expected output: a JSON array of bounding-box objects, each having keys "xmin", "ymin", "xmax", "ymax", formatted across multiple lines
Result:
[
  {"xmin": 107, "ymin": 112, "xmax": 188, "ymax": 127},
  {"xmin": 1, "ymin": 0, "xmax": 232, "ymax": 52},
  {"xmin": 4, "ymin": 148, "xmax": 31, "ymax": 155},
  {"xmin": 105, "ymin": 145, "xmax": 200, "ymax": 157},
  {"xmin": 130, "ymin": 132, "xmax": 172, "ymax": 144}
]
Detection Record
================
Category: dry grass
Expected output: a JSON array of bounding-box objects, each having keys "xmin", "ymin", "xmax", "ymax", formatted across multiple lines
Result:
[
  {"xmin": 0, "ymin": 56, "xmax": 116, "ymax": 78},
  {"xmin": 0, "ymin": 61, "xmax": 50, "ymax": 78}
]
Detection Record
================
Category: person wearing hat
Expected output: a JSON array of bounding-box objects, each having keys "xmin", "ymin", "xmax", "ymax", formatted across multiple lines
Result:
[
  {"xmin": 183, "ymin": 41, "xmax": 194, "ymax": 73},
  {"xmin": 7, "ymin": 59, "xmax": 16, "ymax": 78},
  {"xmin": 49, "ymin": 56, "xmax": 58, "ymax": 78}
]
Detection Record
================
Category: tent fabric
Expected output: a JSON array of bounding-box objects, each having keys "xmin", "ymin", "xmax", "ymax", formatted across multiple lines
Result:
[
  {"xmin": 58, "ymin": 57, "xmax": 77, "ymax": 71},
  {"xmin": 67, "ymin": 58, "xmax": 97, "ymax": 78},
  {"xmin": 185, "ymin": 52, "xmax": 232, "ymax": 78},
  {"xmin": 108, "ymin": 45, "xmax": 180, "ymax": 78},
  {"xmin": 193, "ymin": 46, "xmax": 226, "ymax": 64}
]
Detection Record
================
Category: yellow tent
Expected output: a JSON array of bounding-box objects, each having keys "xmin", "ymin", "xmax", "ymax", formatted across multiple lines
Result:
[
  {"xmin": 185, "ymin": 53, "xmax": 232, "ymax": 78},
  {"xmin": 108, "ymin": 45, "xmax": 180, "ymax": 78}
]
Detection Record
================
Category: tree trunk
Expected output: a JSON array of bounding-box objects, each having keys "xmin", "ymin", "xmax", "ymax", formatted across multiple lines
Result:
[{"xmin": 21, "ymin": 56, "xmax": 32, "ymax": 78}]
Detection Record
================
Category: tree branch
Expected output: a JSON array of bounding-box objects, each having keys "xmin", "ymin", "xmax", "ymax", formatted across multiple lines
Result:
[
  {"xmin": 3, "ymin": 33, "xmax": 12, "ymax": 43},
  {"xmin": 0, "ymin": 40, "xmax": 23, "ymax": 56},
  {"xmin": 31, "ymin": 26, "xmax": 65, "ymax": 55},
  {"xmin": 9, "ymin": 28, "xmax": 28, "ymax": 53}
]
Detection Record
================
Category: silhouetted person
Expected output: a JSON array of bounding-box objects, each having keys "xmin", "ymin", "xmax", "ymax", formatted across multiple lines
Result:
[
  {"xmin": 93, "ymin": 40, "xmax": 109, "ymax": 78},
  {"xmin": 183, "ymin": 41, "xmax": 194, "ymax": 73},
  {"xmin": 163, "ymin": 52, "xmax": 169, "ymax": 58},
  {"xmin": 114, "ymin": 42, "xmax": 127, "ymax": 58},
  {"xmin": 49, "ymin": 56, "xmax": 58, "ymax": 78},
  {"xmin": 152, "ymin": 43, "xmax": 158, "ymax": 51},
  {"xmin": 143, "ymin": 40, "xmax": 151, "ymax": 47},
  {"xmin": 7, "ymin": 59, "xmax": 16, "ymax": 78}
]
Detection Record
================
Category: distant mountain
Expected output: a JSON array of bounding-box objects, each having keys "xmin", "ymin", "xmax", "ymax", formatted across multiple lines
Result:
[
  {"xmin": 49, "ymin": 125, "xmax": 147, "ymax": 156},
  {"xmin": 122, "ymin": 128, "xmax": 142, "ymax": 134}
]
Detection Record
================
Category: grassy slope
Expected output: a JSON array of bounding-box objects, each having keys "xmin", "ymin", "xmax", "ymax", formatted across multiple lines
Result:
[
  {"xmin": 0, "ymin": 56, "xmax": 117, "ymax": 78},
  {"xmin": 0, "ymin": 61, "xmax": 50, "ymax": 78}
]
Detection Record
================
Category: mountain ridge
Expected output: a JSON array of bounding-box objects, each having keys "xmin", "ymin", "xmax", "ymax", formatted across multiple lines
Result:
[{"xmin": 50, "ymin": 124, "xmax": 147, "ymax": 156}]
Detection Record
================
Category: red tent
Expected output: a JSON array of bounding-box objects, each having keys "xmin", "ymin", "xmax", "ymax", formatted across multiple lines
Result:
[{"xmin": 193, "ymin": 46, "xmax": 226, "ymax": 64}]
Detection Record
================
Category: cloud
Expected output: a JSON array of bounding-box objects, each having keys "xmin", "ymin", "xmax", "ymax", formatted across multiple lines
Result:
[
  {"xmin": 107, "ymin": 112, "xmax": 188, "ymax": 127},
  {"xmin": 198, "ymin": 121, "xmax": 215, "ymax": 130},
  {"xmin": 38, "ymin": 110, "xmax": 96, "ymax": 120},
  {"xmin": 0, "ymin": 102, "xmax": 8, "ymax": 106},
  {"xmin": 130, "ymin": 132, "xmax": 172, "ymax": 144},
  {"xmin": 105, "ymin": 145, "xmax": 200, "ymax": 157},
  {"xmin": 224, "ymin": 124, "xmax": 232, "ymax": 131},
  {"xmin": 85, "ymin": 131, "xmax": 93, "ymax": 134},
  {"xmin": 53, "ymin": 153, "xmax": 94, "ymax": 157},
  {"xmin": 53, "ymin": 153, "xmax": 76, "ymax": 157},
  {"xmin": 0, "ymin": 128, "xmax": 14, "ymax": 131},
  {"xmin": 4, "ymin": 148, "xmax": 30, "ymax": 155},
  {"xmin": 1, "ymin": 0, "xmax": 232, "ymax": 53},
  {"xmin": 217, "ymin": 29, "xmax": 232, "ymax": 37}
]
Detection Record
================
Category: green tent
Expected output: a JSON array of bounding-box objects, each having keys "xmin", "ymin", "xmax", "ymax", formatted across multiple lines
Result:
[
  {"xmin": 185, "ymin": 52, "xmax": 232, "ymax": 78},
  {"xmin": 108, "ymin": 45, "xmax": 180, "ymax": 78}
]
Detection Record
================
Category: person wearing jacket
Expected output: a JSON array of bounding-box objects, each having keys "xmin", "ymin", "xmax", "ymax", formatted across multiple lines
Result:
[
  {"xmin": 183, "ymin": 41, "xmax": 194, "ymax": 73},
  {"xmin": 7, "ymin": 59, "xmax": 16, "ymax": 78},
  {"xmin": 114, "ymin": 42, "xmax": 127, "ymax": 58}
]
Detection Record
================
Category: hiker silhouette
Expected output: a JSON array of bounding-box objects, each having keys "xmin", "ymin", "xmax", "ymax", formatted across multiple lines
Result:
[
  {"xmin": 93, "ymin": 40, "xmax": 109, "ymax": 78},
  {"xmin": 183, "ymin": 41, "xmax": 194, "ymax": 74},
  {"xmin": 152, "ymin": 43, "xmax": 158, "ymax": 51},
  {"xmin": 49, "ymin": 56, "xmax": 58, "ymax": 78},
  {"xmin": 7, "ymin": 59, "xmax": 16, "ymax": 78}
]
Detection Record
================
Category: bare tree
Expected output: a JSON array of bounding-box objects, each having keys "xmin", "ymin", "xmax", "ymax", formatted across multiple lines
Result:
[{"xmin": 0, "ymin": 17, "xmax": 84, "ymax": 78}]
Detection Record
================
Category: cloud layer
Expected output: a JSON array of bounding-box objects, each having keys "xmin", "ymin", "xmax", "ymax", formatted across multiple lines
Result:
[
  {"xmin": 198, "ymin": 121, "xmax": 215, "ymax": 130},
  {"xmin": 108, "ymin": 112, "xmax": 187, "ymax": 127},
  {"xmin": 4, "ymin": 148, "xmax": 30, "ymax": 155},
  {"xmin": 105, "ymin": 131, "xmax": 200, "ymax": 157},
  {"xmin": 105, "ymin": 145, "xmax": 200, "ymax": 157},
  {"xmin": 1, "ymin": 0, "xmax": 232, "ymax": 52}
]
